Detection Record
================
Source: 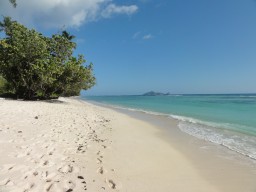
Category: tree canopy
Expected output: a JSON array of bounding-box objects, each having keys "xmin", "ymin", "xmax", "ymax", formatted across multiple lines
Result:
[
  {"xmin": 9, "ymin": 0, "xmax": 17, "ymax": 7},
  {"xmin": 0, "ymin": 17, "xmax": 95, "ymax": 100}
]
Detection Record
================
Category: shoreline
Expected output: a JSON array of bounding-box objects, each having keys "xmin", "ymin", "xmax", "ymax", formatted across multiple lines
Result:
[
  {"xmin": 82, "ymin": 99, "xmax": 256, "ymax": 191},
  {"xmin": 86, "ymin": 99, "xmax": 256, "ymax": 162},
  {"xmin": 0, "ymin": 97, "xmax": 256, "ymax": 191}
]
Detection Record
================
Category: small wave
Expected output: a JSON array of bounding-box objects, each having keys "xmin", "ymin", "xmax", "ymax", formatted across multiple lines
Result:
[
  {"xmin": 110, "ymin": 105, "xmax": 167, "ymax": 117},
  {"xmin": 178, "ymin": 121, "xmax": 256, "ymax": 160},
  {"xmin": 170, "ymin": 115, "xmax": 200, "ymax": 124},
  {"xmin": 238, "ymin": 95, "xmax": 256, "ymax": 98},
  {"xmin": 170, "ymin": 115, "xmax": 227, "ymax": 130},
  {"xmin": 170, "ymin": 114, "xmax": 256, "ymax": 136}
]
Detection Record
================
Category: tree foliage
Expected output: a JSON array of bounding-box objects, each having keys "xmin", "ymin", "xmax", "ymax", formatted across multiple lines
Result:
[
  {"xmin": 9, "ymin": 0, "xmax": 17, "ymax": 7},
  {"xmin": 0, "ymin": 17, "xmax": 95, "ymax": 100},
  {"xmin": 0, "ymin": 75, "xmax": 7, "ymax": 94}
]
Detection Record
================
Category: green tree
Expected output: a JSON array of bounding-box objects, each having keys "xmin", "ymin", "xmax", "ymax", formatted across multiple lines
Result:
[
  {"xmin": 0, "ymin": 17, "xmax": 95, "ymax": 100},
  {"xmin": 62, "ymin": 30, "xmax": 75, "ymax": 40},
  {"xmin": 9, "ymin": 0, "xmax": 17, "ymax": 7}
]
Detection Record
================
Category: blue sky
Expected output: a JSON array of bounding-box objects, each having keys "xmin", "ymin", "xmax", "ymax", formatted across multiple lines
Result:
[{"xmin": 1, "ymin": 0, "xmax": 256, "ymax": 95}]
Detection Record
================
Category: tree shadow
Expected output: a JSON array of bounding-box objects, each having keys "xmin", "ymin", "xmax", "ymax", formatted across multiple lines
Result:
[
  {"xmin": 0, "ymin": 93, "xmax": 66, "ymax": 104},
  {"xmin": 41, "ymin": 99, "xmax": 65, "ymax": 104}
]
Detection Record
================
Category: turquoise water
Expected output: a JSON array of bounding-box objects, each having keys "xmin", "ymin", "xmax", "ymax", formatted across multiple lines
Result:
[{"xmin": 82, "ymin": 94, "xmax": 256, "ymax": 160}]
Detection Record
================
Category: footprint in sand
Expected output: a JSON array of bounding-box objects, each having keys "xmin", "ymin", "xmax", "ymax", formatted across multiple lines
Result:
[
  {"xmin": 41, "ymin": 171, "xmax": 49, "ymax": 179},
  {"xmin": 58, "ymin": 164, "xmax": 73, "ymax": 174},
  {"xmin": 20, "ymin": 145, "xmax": 29, "ymax": 149},
  {"xmin": 45, "ymin": 172, "xmax": 58, "ymax": 182},
  {"xmin": 1, "ymin": 164, "xmax": 15, "ymax": 173},
  {"xmin": 97, "ymin": 167, "xmax": 105, "ymax": 174},
  {"xmin": 32, "ymin": 170, "xmax": 39, "ymax": 176},
  {"xmin": 16, "ymin": 149, "xmax": 32, "ymax": 158},
  {"xmin": 97, "ymin": 158, "xmax": 103, "ymax": 164},
  {"xmin": 47, "ymin": 147, "xmax": 55, "ymax": 156},
  {"xmin": 0, "ymin": 178, "xmax": 12, "ymax": 186},
  {"xmin": 44, "ymin": 182, "xmax": 54, "ymax": 192},
  {"xmin": 42, "ymin": 144, "xmax": 49, "ymax": 149},
  {"xmin": 64, "ymin": 180, "xmax": 76, "ymax": 191},
  {"xmin": 23, "ymin": 182, "xmax": 35, "ymax": 191},
  {"xmin": 106, "ymin": 179, "xmax": 116, "ymax": 189},
  {"xmin": 8, "ymin": 165, "xmax": 14, "ymax": 171},
  {"xmin": 42, "ymin": 160, "xmax": 49, "ymax": 166}
]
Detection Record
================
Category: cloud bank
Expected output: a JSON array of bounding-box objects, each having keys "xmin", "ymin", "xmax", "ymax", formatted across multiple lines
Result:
[{"xmin": 0, "ymin": 0, "xmax": 138, "ymax": 28}]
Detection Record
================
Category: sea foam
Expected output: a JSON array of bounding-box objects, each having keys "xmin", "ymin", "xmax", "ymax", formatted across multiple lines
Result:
[{"xmin": 174, "ymin": 115, "xmax": 256, "ymax": 160}]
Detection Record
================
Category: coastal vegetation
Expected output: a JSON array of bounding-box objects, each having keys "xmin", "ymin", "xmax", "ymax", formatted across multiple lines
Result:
[
  {"xmin": 0, "ymin": 75, "xmax": 8, "ymax": 94},
  {"xmin": 0, "ymin": 17, "xmax": 95, "ymax": 100},
  {"xmin": 9, "ymin": 0, "xmax": 17, "ymax": 7}
]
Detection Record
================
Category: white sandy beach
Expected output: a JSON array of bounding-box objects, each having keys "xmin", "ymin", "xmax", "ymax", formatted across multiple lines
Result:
[{"xmin": 0, "ymin": 97, "xmax": 256, "ymax": 192}]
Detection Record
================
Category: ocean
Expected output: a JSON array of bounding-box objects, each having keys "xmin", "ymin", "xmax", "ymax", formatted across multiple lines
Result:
[{"xmin": 82, "ymin": 94, "xmax": 256, "ymax": 160}]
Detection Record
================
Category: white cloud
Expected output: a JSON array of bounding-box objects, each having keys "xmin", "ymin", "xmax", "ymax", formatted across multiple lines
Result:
[
  {"xmin": 0, "ymin": 0, "xmax": 138, "ymax": 28},
  {"xmin": 143, "ymin": 34, "xmax": 153, "ymax": 40},
  {"xmin": 132, "ymin": 32, "xmax": 154, "ymax": 40},
  {"xmin": 101, "ymin": 4, "xmax": 138, "ymax": 18},
  {"xmin": 71, "ymin": 10, "xmax": 86, "ymax": 27}
]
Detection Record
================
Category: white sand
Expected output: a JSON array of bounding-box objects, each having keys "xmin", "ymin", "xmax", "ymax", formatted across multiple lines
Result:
[{"xmin": 0, "ymin": 98, "xmax": 255, "ymax": 192}]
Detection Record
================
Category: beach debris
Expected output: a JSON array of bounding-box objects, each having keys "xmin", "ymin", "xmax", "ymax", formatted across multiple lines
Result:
[
  {"xmin": 77, "ymin": 175, "xmax": 84, "ymax": 179},
  {"xmin": 34, "ymin": 116, "xmax": 38, "ymax": 119}
]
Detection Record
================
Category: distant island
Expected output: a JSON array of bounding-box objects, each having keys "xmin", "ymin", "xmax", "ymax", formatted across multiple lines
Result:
[{"xmin": 142, "ymin": 91, "xmax": 171, "ymax": 96}]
